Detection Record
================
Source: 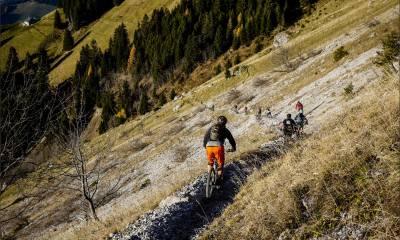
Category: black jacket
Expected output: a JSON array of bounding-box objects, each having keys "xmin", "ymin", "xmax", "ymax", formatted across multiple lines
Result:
[
  {"xmin": 203, "ymin": 125, "xmax": 236, "ymax": 150},
  {"xmin": 283, "ymin": 118, "xmax": 296, "ymax": 128}
]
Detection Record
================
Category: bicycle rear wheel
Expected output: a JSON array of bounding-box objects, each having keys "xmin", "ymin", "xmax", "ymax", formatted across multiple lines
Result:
[{"xmin": 206, "ymin": 168, "xmax": 216, "ymax": 198}]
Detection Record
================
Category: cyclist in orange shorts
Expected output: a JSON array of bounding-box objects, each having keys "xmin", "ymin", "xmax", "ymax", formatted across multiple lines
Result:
[{"xmin": 203, "ymin": 116, "xmax": 236, "ymax": 185}]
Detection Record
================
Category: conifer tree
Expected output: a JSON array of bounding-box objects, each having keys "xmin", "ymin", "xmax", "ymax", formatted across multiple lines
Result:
[
  {"xmin": 158, "ymin": 92, "xmax": 167, "ymax": 107},
  {"xmin": 114, "ymin": 0, "xmax": 123, "ymax": 6},
  {"xmin": 110, "ymin": 23, "xmax": 129, "ymax": 71},
  {"xmin": 54, "ymin": 10, "xmax": 62, "ymax": 29},
  {"xmin": 138, "ymin": 92, "xmax": 149, "ymax": 115},
  {"xmin": 6, "ymin": 47, "xmax": 19, "ymax": 72},
  {"xmin": 63, "ymin": 29, "xmax": 74, "ymax": 51}
]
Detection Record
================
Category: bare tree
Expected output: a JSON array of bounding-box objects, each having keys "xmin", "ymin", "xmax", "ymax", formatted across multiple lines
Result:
[
  {"xmin": 0, "ymin": 63, "xmax": 60, "ymax": 202},
  {"xmin": 53, "ymin": 92, "xmax": 122, "ymax": 221},
  {"xmin": 0, "ymin": 58, "xmax": 66, "ymax": 237},
  {"xmin": 272, "ymin": 47, "xmax": 297, "ymax": 72}
]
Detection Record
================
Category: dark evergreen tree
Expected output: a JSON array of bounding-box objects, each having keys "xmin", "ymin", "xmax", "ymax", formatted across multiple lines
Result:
[
  {"xmin": 109, "ymin": 24, "xmax": 130, "ymax": 71},
  {"xmin": 169, "ymin": 89, "xmax": 177, "ymax": 100},
  {"xmin": 63, "ymin": 29, "xmax": 74, "ymax": 51},
  {"xmin": 138, "ymin": 92, "xmax": 149, "ymax": 115},
  {"xmin": 114, "ymin": 0, "xmax": 123, "ymax": 6},
  {"xmin": 59, "ymin": 0, "xmax": 122, "ymax": 29},
  {"xmin": 117, "ymin": 81, "xmax": 134, "ymax": 117},
  {"xmin": 24, "ymin": 52, "xmax": 33, "ymax": 71},
  {"xmin": 158, "ymin": 92, "xmax": 167, "ymax": 107},
  {"xmin": 54, "ymin": 10, "xmax": 62, "ymax": 29},
  {"xmin": 6, "ymin": 47, "xmax": 19, "ymax": 72},
  {"xmin": 99, "ymin": 91, "xmax": 116, "ymax": 134}
]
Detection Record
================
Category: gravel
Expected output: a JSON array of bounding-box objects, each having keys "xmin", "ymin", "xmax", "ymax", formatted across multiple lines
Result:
[{"xmin": 110, "ymin": 139, "xmax": 286, "ymax": 240}]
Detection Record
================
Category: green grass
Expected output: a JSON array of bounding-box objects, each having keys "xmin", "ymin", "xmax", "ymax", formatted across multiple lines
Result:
[
  {"xmin": 48, "ymin": 0, "xmax": 179, "ymax": 86},
  {"xmin": 0, "ymin": 0, "xmax": 178, "ymax": 86},
  {"xmin": 0, "ymin": 10, "xmax": 60, "ymax": 70}
]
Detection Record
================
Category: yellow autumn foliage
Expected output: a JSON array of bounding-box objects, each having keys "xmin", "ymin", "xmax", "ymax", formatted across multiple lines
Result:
[{"xmin": 116, "ymin": 109, "xmax": 127, "ymax": 119}]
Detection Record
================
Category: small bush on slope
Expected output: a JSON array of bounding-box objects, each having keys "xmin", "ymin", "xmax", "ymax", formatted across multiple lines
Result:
[
  {"xmin": 199, "ymin": 75, "xmax": 399, "ymax": 239},
  {"xmin": 333, "ymin": 46, "xmax": 349, "ymax": 62}
]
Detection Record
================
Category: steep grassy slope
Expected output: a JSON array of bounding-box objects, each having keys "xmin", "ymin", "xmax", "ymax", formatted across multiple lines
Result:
[
  {"xmin": 0, "ymin": 0, "xmax": 178, "ymax": 84},
  {"xmin": 199, "ymin": 74, "xmax": 399, "ymax": 239},
  {"xmin": 0, "ymin": 0, "xmax": 398, "ymax": 239},
  {"xmin": 0, "ymin": 10, "xmax": 59, "ymax": 69},
  {"xmin": 48, "ymin": 0, "xmax": 179, "ymax": 85}
]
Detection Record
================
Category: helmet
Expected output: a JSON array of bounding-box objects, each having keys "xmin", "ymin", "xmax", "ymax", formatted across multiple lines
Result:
[
  {"xmin": 287, "ymin": 113, "xmax": 292, "ymax": 118},
  {"xmin": 217, "ymin": 116, "xmax": 228, "ymax": 125}
]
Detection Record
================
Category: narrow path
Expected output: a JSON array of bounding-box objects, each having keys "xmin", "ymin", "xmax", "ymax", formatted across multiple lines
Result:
[{"xmin": 110, "ymin": 139, "xmax": 286, "ymax": 240}]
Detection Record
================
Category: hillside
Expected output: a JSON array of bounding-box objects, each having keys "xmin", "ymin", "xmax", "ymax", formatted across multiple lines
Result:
[
  {"xmin": 0, "ymin": 0, "xmax": 179, "ymax": 85},
  {"xmin": 0, "ymin": 0, "xmax": 398, "ymax": 239}
]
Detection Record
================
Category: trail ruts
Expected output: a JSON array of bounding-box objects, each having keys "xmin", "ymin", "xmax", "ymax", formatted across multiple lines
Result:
[{"xmin": 111, "ymin": 139, "xmax": 286, "ymax": 240}]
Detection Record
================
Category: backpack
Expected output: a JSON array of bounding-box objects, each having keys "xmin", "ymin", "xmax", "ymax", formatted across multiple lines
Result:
[{"xmin": 210, "ymin": 124, "xmax": 223, "ymax": 141}]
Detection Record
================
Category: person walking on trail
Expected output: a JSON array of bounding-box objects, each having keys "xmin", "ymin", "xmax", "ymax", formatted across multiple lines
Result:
[
  {"xmin": 282, "ymin": 113, "xmax": 296, "ymax": 137},
  {"xmin": 256, "ymin": 107, "xmax": 262, "ymax": 120},
  {"xmin": 203, "ymin": 116, "xmax": 236, "ymax": 186},
  {"xmin": 296, "ymin": 101, "xmax": 304, "ymax": 114},
  {"xmin": 266, "ymin": 108, "xmax": 272, "ymax": 118}
]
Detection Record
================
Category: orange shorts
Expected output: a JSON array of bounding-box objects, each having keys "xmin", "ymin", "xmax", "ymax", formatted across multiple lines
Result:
[{"xmin": 206, "ymin": 146, "xmax": 225, "ymax": 170}]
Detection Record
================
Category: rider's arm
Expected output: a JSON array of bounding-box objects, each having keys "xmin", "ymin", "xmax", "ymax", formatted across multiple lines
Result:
[
  {"xmin": 203, "ymin": 128, "xmax": 211, "ymax": 148},
  {"xmin": 224, "ymin": 129, "xmax": 236, "ymax": 151}
]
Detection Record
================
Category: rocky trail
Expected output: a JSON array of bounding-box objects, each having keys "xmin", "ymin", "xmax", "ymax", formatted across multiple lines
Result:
[{"xmin": 110, "ymin": 138, "xmax": 286, "ymax": 240}]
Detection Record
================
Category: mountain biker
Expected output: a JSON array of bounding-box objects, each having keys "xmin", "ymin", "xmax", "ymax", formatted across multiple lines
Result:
[
  {"xmin": 295, "ymin": 111, "xmax": 308, "ymax": 126},
  {"xmin": 295, "ymin": 101, "xmax": 304, "ymax": 114},
  {"xmin": 294, "ymin": 112, "xmax": 308, "ymax": 135},
  {"xmin": 283, "ymin": 113, "xmax": 296, "ymax": 137},
  {"xmin": 203, "ymin": 116, "xmax": 236, "ymax": 185}
]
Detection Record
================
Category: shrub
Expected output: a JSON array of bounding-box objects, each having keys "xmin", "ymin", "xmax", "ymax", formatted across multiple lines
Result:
[
  {"xmin": 169, "ymin": 89, "xmax": 177, "ymax": 100},
  {"xmin": 54, "ymin": 10, "xmax": 62, "ymax": 29},
  {"xmin": 254, "ymin": 39, "xmax": 263, "ymax": 53},
  {"xmin": 333, "ymin": 46, "xmax": 349, "ymax": 62},
  {"xmin": 63, "ymin": 29, "xmax": 74, "ymax": 51},
  {"xmin": 225, "ymin": 68, "xmax": 232, "ymax": 79},
  {"xmin": 214, "ymin": 64, "xmax": 222, "ymax": 75},
  {"xmin": 375, "ymin": 32, "xmax": 400, "ymax": 71},
  {"xmin": 344, "ymin": 82, "xmax": 354, "ymax": 96},
  {"xmin": 234, "ymin": 55, "xmax": 241, "ymax": 65},
  {"xmin": 225, "ymin": 59, "xmax": 232, "ymax": 69}
]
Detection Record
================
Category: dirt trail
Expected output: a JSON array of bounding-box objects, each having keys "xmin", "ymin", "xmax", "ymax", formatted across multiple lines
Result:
[{"xmin": 110, "ymin": 139, "xmax": 286, "ymax": 240}]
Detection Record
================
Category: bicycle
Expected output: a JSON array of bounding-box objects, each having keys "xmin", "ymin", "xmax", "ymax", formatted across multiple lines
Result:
[{"xmin": 205, "ymin": 149, "xmax": 233, "ymax": 199}]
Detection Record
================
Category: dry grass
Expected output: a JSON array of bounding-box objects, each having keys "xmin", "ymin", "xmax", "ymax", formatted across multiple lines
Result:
[
  {"xmin": 199, "ymin": 74, "xmax": 400, "ymax": 239},
  {"xmin": 174, "ymin": 146, "xmax": 189, "ymax": 163},
  {"xmin": 225, "ymin": 89, "xmax": 242, "ymax": 103},
  {"xmin": 2, "ymin": 1, "xmax": 398, "ymax": 239},
  {"xmin": 165, "ymin": 124, "xmax": 185, "ymax": 136}
]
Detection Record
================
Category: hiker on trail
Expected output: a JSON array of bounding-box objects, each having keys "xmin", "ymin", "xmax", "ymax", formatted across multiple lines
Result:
[
  {"xmin": 295, "ymin": 111, "xmax": 308, "ymax": 133},
  {"xmin": 296, "ymin": 101, "xmax": 304, "ymax": 114},
  {"xmin": 266, "ymin": 108, "xmax": 272, "ymax": 118},
  {"xmin": 256, "ymin": 107, "xmax": 262, "ymax": 120},
  {"xmin": 232, "ymin": 105, "xmax": 239, "ymax": 114},
  {"xmin": 203, "ymin": 116, "xmax": 236, "ymax": 186},
  {"xmin": 282, "ymin": 113, "xmax": 296, "ymax": 137},
  {"xmin": 244, "ymin": 106, "xmax": 248, "ymax": 115}
]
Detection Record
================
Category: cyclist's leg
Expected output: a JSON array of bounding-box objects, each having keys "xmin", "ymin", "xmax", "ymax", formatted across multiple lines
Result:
[
  {"xmin": 206, "ymin": 147, "xmax": 216, "ymax": 173},
  {"xmin": 216, "ymin": 146, "xmax": 225, "ymax": 180}
]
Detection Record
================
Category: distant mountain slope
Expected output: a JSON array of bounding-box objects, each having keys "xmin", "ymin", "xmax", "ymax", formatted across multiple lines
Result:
[{"xmin": 48, "ymin": 0, "xmax": 179, "ymax": 86}]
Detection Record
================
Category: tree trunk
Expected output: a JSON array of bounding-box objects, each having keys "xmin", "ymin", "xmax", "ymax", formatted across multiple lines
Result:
[{"xmin": 86, "ymin": 197, "xmax": 99, "ymax": 221}]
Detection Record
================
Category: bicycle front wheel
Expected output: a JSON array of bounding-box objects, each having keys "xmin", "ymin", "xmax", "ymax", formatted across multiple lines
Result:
[{"xmin": 206, "ymin": 168, "xmax": 216, "ymax": 198}]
